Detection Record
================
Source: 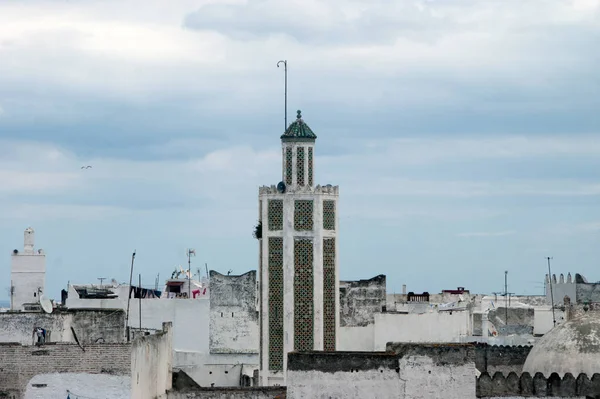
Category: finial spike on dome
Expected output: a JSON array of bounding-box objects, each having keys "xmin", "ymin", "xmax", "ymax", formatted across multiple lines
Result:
[{"xmin": 297, "ymin": 110, "xmax": 302, "ymax": 119}]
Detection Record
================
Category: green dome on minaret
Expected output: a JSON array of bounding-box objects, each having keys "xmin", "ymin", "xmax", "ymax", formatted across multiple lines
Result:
[{"xmin": 280, "ymin": 110, "xmax": 317, "ymax": 141}]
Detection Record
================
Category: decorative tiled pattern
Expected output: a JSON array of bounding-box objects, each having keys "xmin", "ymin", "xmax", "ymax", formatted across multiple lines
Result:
[
  {"xmin": 259, "ymin": 238, "xmax": 263, "ymax": 370},
  {"xmin": 294, "ymin": 239, "xmax": 314, "ymax": 351},
  {"xmin": 268, "ymin": 200, "xmax": 283, "ymax": 231},
  {"xmin": 285, "ymin": 147, "xmax": 293, "ymax": 185},
  {"xmin": 294, "ymin": 200, "xmax": 313, "ymax": 231},
  {"xmin": 268, "ymin": 237, "xmax": 284, "ymax": 371},
  {"xmin": 323, "ymin": 238, "xmax": 336, "ymax": 351},
  {"xmin": 308, "ymin": 147, "xmax": 313, "ymax": 186},
  {"xmin": 323, "ymin": 200, "xmax": 336, "ymax": 230},
  {"xmin": 297, "ymin": 147, "xmax": 305, "ymax": 186}
]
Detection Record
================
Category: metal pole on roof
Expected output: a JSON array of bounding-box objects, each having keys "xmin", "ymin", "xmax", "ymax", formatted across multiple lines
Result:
[
  {"xmin": 125, "ymin": 250, "xmax": 136, "ymax": 341},
  {"xmin": 277, "ymin": 60, "xmax": 287, "ymax": 131},
  {"xmin": 547, "ymin": 257, "xmax": 556, "ymax": 327}
]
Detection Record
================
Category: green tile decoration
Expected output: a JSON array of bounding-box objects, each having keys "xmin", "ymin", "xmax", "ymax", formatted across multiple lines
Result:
[
  {"xmin": 268, "ymin": 200, "xmax": 283, "ymax": 231},
  {"xmin": 297, "ymin": 147, "xmax": 305, "ymax": 186},
  {"xmin": 294, "ymin": 238, "xmax": 314, "ymax": 351},
  {"xmin": 294, "ymin": 200, "xmax": 313, "ymax": 231},
  {"xmin": 323, "ymin": 200, "xmax": 335, "ymax": 230},
  {"xmin": 268, "ymin": 237, "xmax": 284, "ymax": 371},
  {"xmin": 323, "ymin": 238, "xmax": 336, "ymax": 351},
  {"xmin": 308, "ymin": 147, "xmax": 313, "ymax": 186},
  {"xmin": 285, "ymin": 147, "xmax": 293, "ymax": 185}
]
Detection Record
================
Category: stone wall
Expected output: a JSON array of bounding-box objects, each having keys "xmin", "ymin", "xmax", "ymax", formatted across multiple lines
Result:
[
  {"xmin": 131, "ymin": 322, "xmax": 173, "ymax": 399},
  {"xmin": 0, "ymin": 342, "xmax": 131, "ymax": 398},
  {"xmin": 167, "ymin": 387, "xmax": 286, "ymax": 399},
  {"xmin": 339, "ymin": 275, "xmax": 386, "ymax": 327},
  {"xmin": 0, "ymin": 309, "xmax": 126, "ymax": 345},
  {"xmin": 473, "ymin": 344, "xmax": 532, "ymax": 375},
  {"xmin": 209, "ymin": 271, "xmax": 259, "ymax": 354},
  {"xmin": 476, "ymin": 371, "xmax": 600, "ymax": 397}
]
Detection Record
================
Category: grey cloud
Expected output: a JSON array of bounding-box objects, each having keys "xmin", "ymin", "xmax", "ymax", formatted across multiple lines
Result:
[{"xmin": 183, "ymin": 0, "xmax": 453, "ymax": 45}]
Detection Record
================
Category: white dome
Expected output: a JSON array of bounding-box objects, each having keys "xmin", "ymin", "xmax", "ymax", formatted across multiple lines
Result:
[{"xmin": 523, "ymin": 312, "xmax": 600, "ymax": 377}]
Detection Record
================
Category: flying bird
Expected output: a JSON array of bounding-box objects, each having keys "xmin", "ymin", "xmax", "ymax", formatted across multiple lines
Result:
[{"xmin": 81, "ymin": 165, "xmax": 92, "ymax": 169}]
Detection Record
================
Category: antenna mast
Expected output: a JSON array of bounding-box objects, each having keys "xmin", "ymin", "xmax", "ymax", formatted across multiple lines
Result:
[
  {"xmin": 547, "ymin": 256, "xmax": 556, "ymax": 327},
  {"xmin": 125, "ymin": 250, "xmax": 136, "ymax": 341},
  {"xmin": 277, "ymin": 60, "xmax": 288, "ymax": 131}
]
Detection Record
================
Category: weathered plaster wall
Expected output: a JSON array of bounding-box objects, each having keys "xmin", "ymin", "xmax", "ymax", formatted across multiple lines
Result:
[
  {"xmin": 473, "ymin": 345, "xmax": 532, "ymax": 375},
  {"xmin": 339, "ymin": 275, "xmax": 386, "ymax": 327},
  {"xmin": 210, "ymin": 271, "xmax": 259, "ymax": 354},
  {"xmin": 338, "ymin": 324, "xmax": 374, "ymax": 351},
  {"xmin": 23, "ymin": 373, "xmax": 130, "ymax": 399},
  {"xmin": 131, "ymin": 322, "xmax": 173, "ymax": 399},
  {"xmin": 0, "ymin": 342, "xmax": 131, "ymax": 398},
  {"xmin": 373, "ymin": 311, "xmax": 471, "ymax": 349},
  {"xmin": 477, "ymin": 371, "xmax": 599, "ymax": 398},
  {"xmin": 0, "ymin": 309, "xmax": 125, "ymax": 345},
  {"xmin": 576, "ymin": 280, "xmax": 600, "ymax": 304},
  {"xmin": 286, "ymin": 352, "xmax": 401, "ymax": 399},
  {"xmin": 167, "ymin": 387, "xmax": 286, "ymax": 399}
]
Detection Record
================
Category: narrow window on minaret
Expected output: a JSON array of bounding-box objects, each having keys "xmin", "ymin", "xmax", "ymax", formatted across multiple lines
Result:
[
  {"xmin": 308, "ymin": 147, "xmax": 313, "ymax": 186},
  {"xmin": 285, "ymin": 148, "xmax": 293, "ymax": 185},
  {"xmin": 297, "ymin": 147, "xmax": 305, "ymax": 186}
]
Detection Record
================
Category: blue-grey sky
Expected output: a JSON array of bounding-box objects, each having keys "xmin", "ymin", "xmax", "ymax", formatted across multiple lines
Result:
[{"xmin": 1, "ymin": 0, "xmax": 600, "ymax": 300}]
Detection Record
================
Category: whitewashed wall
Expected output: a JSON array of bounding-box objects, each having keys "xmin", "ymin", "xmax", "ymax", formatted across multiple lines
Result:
[
  {"xmin": 338, "ymin": 325, "xmax": 374, "ymax": 351},
  {"xmin": 131, "ymin": 322, "xmax": 173, "ymax": 399},
  {"xmin": 533, "ymin": 307, "xmax": 566, "ymax": 335},
  {"xmin": 373, "ymin": 311, "xmax": 470, "ymax": 350},
  {"xmin": 398, "ymin": 355, "xmax": 477, "ymax": 399},
  {"xmin": 287, "ymin": 369, "xmax": 401, "ymax": 399},
  {"xmin": 10, "ymin": 253, "xmax": 46, "ymax": 311},
  {"xmin": 24, "ymin": 373, "xmax": 130, "ymax": 399}
]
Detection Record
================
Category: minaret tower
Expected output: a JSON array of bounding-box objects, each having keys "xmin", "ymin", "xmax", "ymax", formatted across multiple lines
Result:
[
  {"xmin": 258, "ymin": 110, "xmax": 339, "ymax": 386},
  {"xmin": 10, "ymin": 227, "xmax": 47, "ymax": 311}
]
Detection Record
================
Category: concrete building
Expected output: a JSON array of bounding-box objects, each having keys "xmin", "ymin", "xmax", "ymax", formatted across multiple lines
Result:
[
  {"xmin": 10, "ymin": 227, "xmax": 46, "ymax": 312},
  {"xmin": 258, "ymin": 110, "xmax": 340, "ymax": 386}
]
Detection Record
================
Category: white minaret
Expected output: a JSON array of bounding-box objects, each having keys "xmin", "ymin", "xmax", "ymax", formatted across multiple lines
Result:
[
  {"xmin": 258, "ymin": 110, "xmax": 340, "ymax": 386},
  {"xmin": 10, "ymin": 227, "xmax": 47, "ymax": 311}
]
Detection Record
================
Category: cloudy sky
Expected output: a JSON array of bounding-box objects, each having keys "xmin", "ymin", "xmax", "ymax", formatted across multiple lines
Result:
[{"xmin": 1, "ymin": 0, "xmax": 599, "ymax": 301}]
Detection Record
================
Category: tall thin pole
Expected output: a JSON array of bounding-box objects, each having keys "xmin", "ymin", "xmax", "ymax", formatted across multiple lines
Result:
[
  {"xmin": 504, "ymin": 271, "xmax": 508, "ymax": 325},
  {"xmin": 547, "ymin": 257, "xmax": 556, "ymax": 326},
  {"xmin": 188, "ymin": 250, "xmax": 192, "ymax": 298},
  {"xmin": 125, "ymin": 250, "xmax": 136, "ymax": 341},
  {"xmin": 277, "ymin": 60, "xmax": 287, "ymax": 131},
  {"xmin": 138, "ymin": 274, "xmax": 142, "ymax": 331}
]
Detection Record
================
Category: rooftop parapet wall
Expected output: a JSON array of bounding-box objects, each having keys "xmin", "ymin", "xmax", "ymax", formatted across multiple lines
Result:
[
  {"xmin": 386, "ymin": 342, "xmax": 476, "ymax": 365},
  {"xmin": 476, "ymin": 372, "xmax": 600, "ymax": 397},
  {"xmin": 288, "ymin": 351, "xmax": 398, "ymax": 372},
  {"xmin": 167, "ymin": 387, "xmax": 287, "ymax": 399},
  {"xmin": 259, "ymin": 184, "xmax": 339, "ymax": 195},
  {"xmin": 473, "ymin": 344, "xmax": 532, "ymax": 375}
]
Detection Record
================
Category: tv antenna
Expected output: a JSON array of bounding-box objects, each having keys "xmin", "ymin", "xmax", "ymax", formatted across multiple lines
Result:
[
  {"xmin": 546, "ymin": 256, "xmax": 556, "ymax": 326},
  {"xmin": 277, "ymin": 60, "xmax": 288, "ymax": 131},
  {"xmin": 97, "ymin": 277, "xmax": 106, "ymax": 287}
]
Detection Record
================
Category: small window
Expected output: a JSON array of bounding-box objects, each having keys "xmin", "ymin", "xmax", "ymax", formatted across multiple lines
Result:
[
  {"xmin": 34, "ymin": 292, "xmax": 37, "ymax": 297},
  {"xmin": 221, "ymin": 312, "xmax": 223, "ymax": 317},
  {"xmin": 232, "ymin": 312, "xmax": 234, "ymax": 317}
]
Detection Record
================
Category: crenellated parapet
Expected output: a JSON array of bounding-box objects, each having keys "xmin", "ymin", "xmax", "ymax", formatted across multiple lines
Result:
[
  {"xmin": 258, "ymin": 184, "xmax": 339, "ymax": 196},
  {"xmin": 477, "ymin": 371, "xmax": 600, "ymax": 397}
]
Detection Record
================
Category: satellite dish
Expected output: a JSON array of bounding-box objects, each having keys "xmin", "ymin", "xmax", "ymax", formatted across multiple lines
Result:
[
  {"xmin": 277, "ymin": 181, "xmax": 286, "ymax": 193},
  {"xmin": 39, "ymin": 295, "xmax": 53, "ymax": 314}
]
